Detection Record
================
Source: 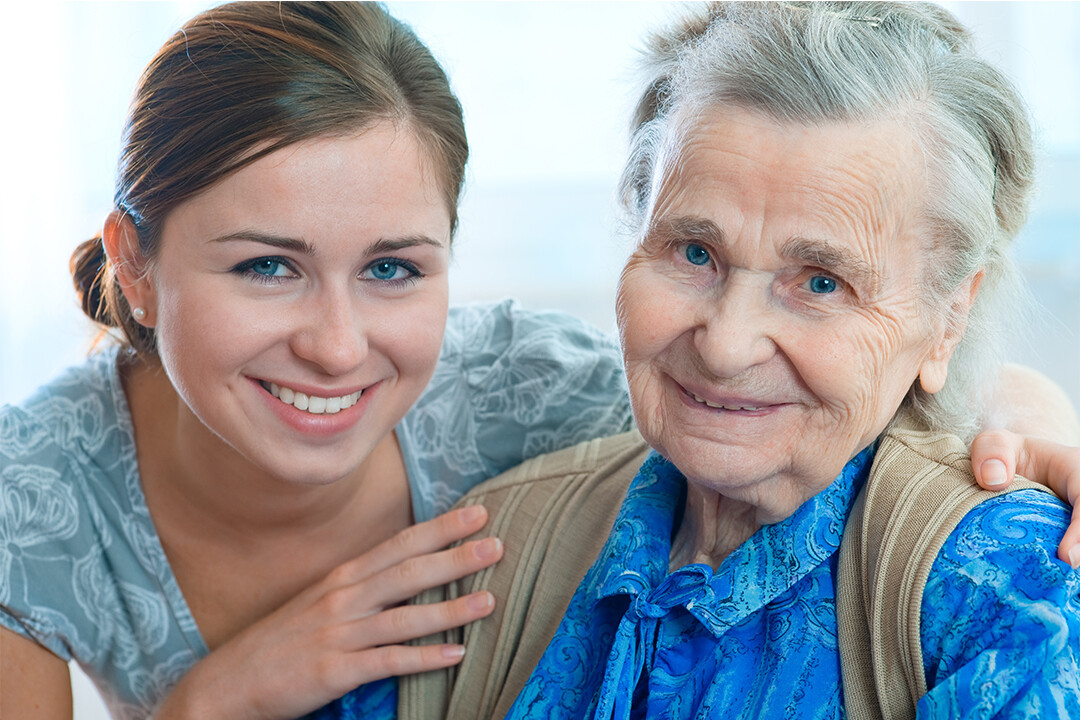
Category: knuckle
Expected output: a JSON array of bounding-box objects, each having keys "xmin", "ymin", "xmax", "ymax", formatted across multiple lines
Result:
[
  {"xmin": 384, "ymin": 606, "xmax": 417, "ymax": 636},
  {"xmin": 316, "ymin": 586, "xmax": 354, "ymax": 619},
  {"xmin": 394, "ymin": 555, "xmax": 426, "ymax": 584},
  {"xmin": 388, "ymin": 523, "xmax": 423, "ymax": 553},
  {"xmin": 370, "ymin": 646, "xmax": 411, "ymax": 676},
  {"xmin": 323, "ymin": 562, "xmax": 357, "ymax": 588}
]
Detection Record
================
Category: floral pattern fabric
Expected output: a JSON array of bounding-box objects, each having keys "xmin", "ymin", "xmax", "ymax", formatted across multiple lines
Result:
[
  {"xmin": 0, "ymin": 300, "xmax": 632, "ymax": 720},
  {"xmin": 506, "ymin": 448, "xmax": 1080, "ymax": 720}
]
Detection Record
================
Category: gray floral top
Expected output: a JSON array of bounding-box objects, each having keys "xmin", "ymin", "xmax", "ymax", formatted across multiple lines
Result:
[{"xmin": 0, "ymin": 300, "xmax": 632, "ymax": 720}]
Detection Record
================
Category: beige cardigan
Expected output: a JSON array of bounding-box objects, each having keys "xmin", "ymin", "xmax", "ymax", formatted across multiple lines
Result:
[{"xmin": 399, "ymin": 423, "xmax": 1047, "ymax": 720}]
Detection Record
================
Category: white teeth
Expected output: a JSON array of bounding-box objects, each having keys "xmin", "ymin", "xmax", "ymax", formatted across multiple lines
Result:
[
  {"xmin": 264, "ymin": 381, "xmax": 362, "ymax": 415},
  {"xmin": 691, "ymin": 392, "xmax": 761, "ymax": 411}
]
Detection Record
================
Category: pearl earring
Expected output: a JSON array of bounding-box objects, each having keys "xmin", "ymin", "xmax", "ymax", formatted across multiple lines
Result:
[{"xmin": 132, "ymin": 307, "xmax": 147, "ymax": 321}]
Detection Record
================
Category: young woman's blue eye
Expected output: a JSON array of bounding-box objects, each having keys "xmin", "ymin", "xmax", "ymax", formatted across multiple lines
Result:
[
  {"xmin": 250, "ymin": 258, "xmax": 289, "ymax": 277},
  {"xmin": 361, "ymin": 258, "xmax": 422, "ymax": 284},
  {"xmin": 685, "ymin": 243, "xmax": 711, "ymax": 266},
  {"xmin": 808, "ymin": 275, "xmax": 838, "ymax": 294},
  {"xmin": 232, "ymin": 256, "xmax": 294, "ymax": 283}
]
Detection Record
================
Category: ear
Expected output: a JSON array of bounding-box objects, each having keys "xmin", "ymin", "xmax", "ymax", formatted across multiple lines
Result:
[
  {"xmin": 918, "ymin": 269, "xmax": 984, "ymax": 394},
  {"xmin": 101, "ymin": 210, "xmax": 157, "ymax": 327}
]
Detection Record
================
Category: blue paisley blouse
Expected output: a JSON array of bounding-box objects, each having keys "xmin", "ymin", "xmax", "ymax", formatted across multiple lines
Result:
[
  {"xmin": 503, "ymin": 449, "xmax": 1080, "ymax": 720},
  {"xmin": 0, "ymin": 300, "xmax": 632, "ymax": 720}
]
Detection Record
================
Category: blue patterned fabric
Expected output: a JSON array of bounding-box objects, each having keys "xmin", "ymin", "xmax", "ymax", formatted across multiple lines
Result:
[
  {"xmin": 302, "ymin": 677, "xmax": 396, "ymax": 720},
  {"xmin": 0, "ymin": 300, "xmax": 631, "ymax": 720},
  {"xmin": 918, "ymin": 490, "xmax": 1080, "ymax": 718},
  {"xmin": 505, "ymin": 448, "xmax": 1080, "ymax": 720}
]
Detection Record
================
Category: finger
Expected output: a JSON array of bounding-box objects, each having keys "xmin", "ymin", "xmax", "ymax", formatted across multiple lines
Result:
[
  {"xmin": 315, "ymin": 536, "xmax": 503, "ymax": 622},
  {"xmin": 326, "ymin": 643, "xmax": 468, "ymax": 691},
  {"xmin": 969, "ymin": 429, "xmax": 1022, "ymax": 490},
  {"xmin": 1014, "ymin": 440, "xmax": 1080, "ymax": 567},
  {"xmin": 360, "ymin": 536, "xmax": 504, "ymax": 609},
  {"xmin": 1061, "ymin": 502, "xmax": 1080, "ymax": 569},
  {"xmin": 329, "ymin": 504, "xmax": 491, "ymax": 585},
  {"xmin": 344, "ymin": 591, "xmax": 495, "ymax": 649}
]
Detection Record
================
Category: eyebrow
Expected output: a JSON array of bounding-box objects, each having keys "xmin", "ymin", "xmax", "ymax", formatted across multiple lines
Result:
[
  {"xmin": 653, "ymin": 216, "xmax": 881, "ymax": 292},
  {"xmin": 210, "ymin": 231, "xmax": 445, "ymax": 257},
  {"xmin": 649, "ymin": 216, "xmax": 725, "ymax": 246},
  {"xmin": 781, "ymin": 236, "xmax": 881, "ymax": 291}
]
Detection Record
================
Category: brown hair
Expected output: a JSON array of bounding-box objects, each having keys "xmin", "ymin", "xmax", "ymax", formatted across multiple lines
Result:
[{"xmin": 71, "ymin": 1, "xmax": 468, "ymax": 356}]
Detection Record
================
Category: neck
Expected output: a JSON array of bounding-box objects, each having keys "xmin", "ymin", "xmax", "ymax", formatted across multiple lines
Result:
[
  {"xmin": 669, "ymin": 472, "xmax": 820, "ymax": 570},
  {"xmin": 122, "ymin": 359, "xmax": 411, "ymax": 548},
  {"xmin": 670, "ymin": 483, "xmax": 760, "ymax": 570}
]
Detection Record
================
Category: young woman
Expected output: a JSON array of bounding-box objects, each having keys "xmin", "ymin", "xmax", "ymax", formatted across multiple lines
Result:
[{"xmin": 0, "ymin": 3, "xmax": 1076, "ymax": 720}]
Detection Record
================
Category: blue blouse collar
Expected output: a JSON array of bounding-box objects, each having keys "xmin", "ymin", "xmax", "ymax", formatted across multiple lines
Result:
[{"xmin": 586, "ymin": 444, "xmax": 876, "ymax": 637}]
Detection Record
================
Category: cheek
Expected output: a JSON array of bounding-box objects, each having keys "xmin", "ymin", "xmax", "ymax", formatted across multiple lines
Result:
[
  {"xmin": 369, "ymin": 284, "xmax": 449, "ymax": 383},
  {"xmin": 617, "ymin": 265, "xmax": 691, "ymax": 364},
  {"xmin": 792, "ymin": 311, "xmax": 927, "ymax": 432}
]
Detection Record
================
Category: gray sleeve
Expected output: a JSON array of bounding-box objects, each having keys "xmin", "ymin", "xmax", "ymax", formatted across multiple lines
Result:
[{"xmin": 398, "ymin": 300, "xmax": 633, "ymax": 521}]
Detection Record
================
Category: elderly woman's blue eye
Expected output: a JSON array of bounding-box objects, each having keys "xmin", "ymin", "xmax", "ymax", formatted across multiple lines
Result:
[
  {"xmin": 685, "ymin": 243, "xmax": 711, "ymax": 266},
  {"xmin": 808, "ymin": 275, "xmax": 838, "ymax": 294}
]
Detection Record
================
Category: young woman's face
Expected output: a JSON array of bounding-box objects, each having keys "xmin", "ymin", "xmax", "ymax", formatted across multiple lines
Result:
[{"xmin": 141, "ymin": 124, "xmax": 452, "ymax": 485}]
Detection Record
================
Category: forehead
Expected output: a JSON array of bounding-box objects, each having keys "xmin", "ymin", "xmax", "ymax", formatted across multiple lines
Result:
[
  {"xmin": 164, "ymin": 124, "xmax": 450, "ymax": 241},
  {"xmin": 652, "ymin": 107, "xmax": 927, "ymax": 260}
]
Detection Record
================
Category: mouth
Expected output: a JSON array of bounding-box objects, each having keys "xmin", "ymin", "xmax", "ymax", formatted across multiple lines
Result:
[
  {"xmin": 259, "ymin": 380, "xmax": 363, "ymax": 416},
  {"xmin": 687, "ymin": 391, "xmax": 766, "ymax": 412}
]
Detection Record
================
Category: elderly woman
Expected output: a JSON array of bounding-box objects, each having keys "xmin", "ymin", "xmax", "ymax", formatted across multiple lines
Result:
[{"xmin": 396, "ymin": 3, "xmax": 1080, "ymax": 719}]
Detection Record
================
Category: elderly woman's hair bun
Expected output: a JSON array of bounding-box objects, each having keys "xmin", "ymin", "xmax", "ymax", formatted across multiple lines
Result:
[{"xmin": 622, "ymin": 1, "xmax": 1036, "ymax": 440}]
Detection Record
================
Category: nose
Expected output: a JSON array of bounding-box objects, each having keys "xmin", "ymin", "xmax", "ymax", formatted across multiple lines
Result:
[
  {"xmin": 693, "ymin": 273, "xmax": 777, "ymax": 379},
  {"xmin": 290, "ymin": 286, "xmax": 368, "ymax": 376}
]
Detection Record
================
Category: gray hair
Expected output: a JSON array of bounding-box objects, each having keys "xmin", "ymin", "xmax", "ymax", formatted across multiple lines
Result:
[{"xmin": 620, "ymin": 1, "xmax": 1035, "ymax": 441}]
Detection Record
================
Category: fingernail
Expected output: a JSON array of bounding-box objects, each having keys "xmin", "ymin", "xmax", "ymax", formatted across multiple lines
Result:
[
  {"xmin": 1069, "ymin": 545, "xmax": 1080, "ymax": 570},
  {"xmin": 466, "ymin": 591, "xmax": 494, "ymax": 612},
  {"xmin": 442, "ymin": 644, "xmax": 466, "ymax": 659},
  {"xmin": 460, "ymin": 505, "xmax": 485, "ymax": 523},
  {"xmin": 475, "ymin": 537, "xmax": 502, "ymax": 560},
  {"xmin": 981, "ymin": 459, "xmax": 1008, "ymax": 488}
]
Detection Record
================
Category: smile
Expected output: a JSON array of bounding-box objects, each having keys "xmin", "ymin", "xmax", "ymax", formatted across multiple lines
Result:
[
  {"xmin": 262, "ymin": 381, "xmax": 362, "ymax": 415},
  {"xmin": 689, "ymin": 392, "xmax": 763, "ymax": 412}
]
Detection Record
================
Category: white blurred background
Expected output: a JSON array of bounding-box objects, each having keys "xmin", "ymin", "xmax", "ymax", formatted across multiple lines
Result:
[{"xmin": 0, "ymin": 3, "xmax": 1076, "ymax": 718}]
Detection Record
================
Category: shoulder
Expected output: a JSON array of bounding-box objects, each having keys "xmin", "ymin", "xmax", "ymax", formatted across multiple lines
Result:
[
  {"xmin": 924, "ymin": 489, "xmax": 1077, "ymax": 634},
  {"xmin": 1, "ymin": 350, "xmax": 123, "ymax": 466},
  {"xmin": 399, "ymin": 301, "xmax": 633, "ymax": 520},
  {"xmin": 435, "ymin": 299, "xmax": 626, "ymax": 406},
  {"xmin": 0, "ymin": 351, "xmax": 138, "ymax": 661},
  {"xmin": 918, "ymin": 490, "xmax": 1080, "ymax": 716}
]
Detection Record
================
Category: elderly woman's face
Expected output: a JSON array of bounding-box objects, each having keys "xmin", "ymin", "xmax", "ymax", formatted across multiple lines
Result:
[{"xmin": 617, "ymin": 108, "xmax": 960, "ymax": 516}]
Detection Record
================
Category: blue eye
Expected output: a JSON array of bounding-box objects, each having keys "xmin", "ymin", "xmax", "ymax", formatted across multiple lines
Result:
[
  {"xmin": 362, "ymin": 258, "xmax": 422, "ymax": 284},
  {"xmin": 808, "ymin": 275, "xmax": 838, "ymax": 294},
  {"xmin": 685, "ymin": 243, "xmax": 711, "ymax": 266},
  {"xmin": 232, "ymin": 256, "xmax": 294, "ymax": 283},
  {"xmin": 250, "ymin": 258, "xmax": 289, "ymax": 277}
]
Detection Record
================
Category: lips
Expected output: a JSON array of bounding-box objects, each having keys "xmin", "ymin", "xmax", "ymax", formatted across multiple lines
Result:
[
  {"xmin": 688, "ymin": 391, "xmax": 764, "ymax": 411},
  {"xmin": 260, "ymin": 381, "xmax": 362, "ymax": 415}
]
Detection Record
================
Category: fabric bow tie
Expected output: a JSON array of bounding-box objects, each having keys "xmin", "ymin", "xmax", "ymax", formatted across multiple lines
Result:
[{"xmin": 593, "ymin": 565, "xmax": 714, "ymax": 720}]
